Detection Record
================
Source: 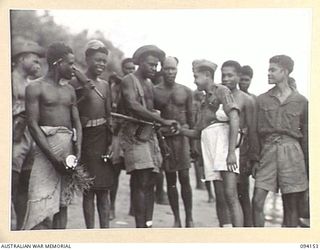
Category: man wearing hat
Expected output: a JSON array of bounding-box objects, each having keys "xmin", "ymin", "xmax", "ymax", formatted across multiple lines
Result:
[
  {"xmin": 221, "ymin": 60, "xmax": 258, "ymax": 227},
  {"xmin": 180, "ymin": 59, "xmax": 243, "ymax": 227},
  {"xmin": 70, "ymin": 40, "xmax": 113, "ymax": 228},
  {"xmin": 23, "ymin": 42, "xmax": 82, "ymax": 230},
  {"xmin": 154, "ymin": 56, "xmax": 194, "ymax": 227},
  {"xmin": 11, "ymin": 39, "xmax": 44, "ymax": 230},
  {"xmin": 119, "ymin": 45, "xmax": 178, "ymax": 228},
  {"xmin": 252, "ymin": 55, "xmax": 308, "ymax": 227}
]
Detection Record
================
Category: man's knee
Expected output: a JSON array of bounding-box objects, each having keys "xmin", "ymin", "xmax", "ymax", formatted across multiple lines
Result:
[
  {"xmin": 178, "ymin": 170, "xmax": 191, "ymax": 186},
  {"xmin": 253, "ymin": 194, "xmax": 265, "ymax": 212},
  {"xmin": 224, "ymin": 188, "xmax": 238, "ymax": 205},
  {"xmin": 135, "ymin": 170, "xmax": 156, "ymax": 190}
]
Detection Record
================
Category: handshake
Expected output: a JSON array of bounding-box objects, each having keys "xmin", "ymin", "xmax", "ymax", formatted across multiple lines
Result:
[{"xmin": 159, "ymin": 119, "xmax": 181, "ymax": 136}]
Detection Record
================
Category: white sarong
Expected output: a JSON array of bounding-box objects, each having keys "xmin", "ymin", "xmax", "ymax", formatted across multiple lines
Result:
[{"xmin": 201, "ymin": 122, "xmax": 240, "ymax": 181}]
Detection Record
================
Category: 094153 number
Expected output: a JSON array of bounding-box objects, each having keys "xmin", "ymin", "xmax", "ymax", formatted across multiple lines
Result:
[{"xmin": 300, "ymin": 244, "xmax": 319, "ymax": 248}]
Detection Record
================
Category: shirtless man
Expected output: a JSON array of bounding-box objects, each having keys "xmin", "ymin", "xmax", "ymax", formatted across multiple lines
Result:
[
  {"xmin": 70, "ymin": 40, "xmax": 113, "ymax": 228},
  {"xmin": 239, "ymin": 65, "xmax": 256, "ymax": 98},
  {"xmin": 11, "ymin": 40, "xmax": 44, "ymax": 230},
  {"xmin": 222, "ymin": 61, "xmax": 258, "ymax": 227},
  {"xmin": 121, "ymin": 58, "xmax": 136, "ymax": 76},
  {"xmin": 23, "ymin": 42, "xmax": 82, "ymax": 229},
  {"xmin": 154, "ymin": 56, "xmax": 194, "ymax": 227},
  {"xmin": 119, "ymin": 45, "xmax": 178, "ymax": 228},
  {"xmin": 180, "ymin": 59, "xmax": 243, "ymax": 227}
]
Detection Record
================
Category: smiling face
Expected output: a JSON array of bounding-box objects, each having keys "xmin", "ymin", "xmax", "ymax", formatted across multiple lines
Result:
[
  {"xmin": 86, "ymin": 51, "xmax": 108, "ymax": 77},
  {"xmin": 239, "ymin": 74, "xmax": 252, "ymax": 92},
  {"xmin": 221, "ymin": 66, "xmax": 240, "ymax": 91},
  {"xmin": 268, "ymin": 62, "xmax": 286, "ymax": 85}
]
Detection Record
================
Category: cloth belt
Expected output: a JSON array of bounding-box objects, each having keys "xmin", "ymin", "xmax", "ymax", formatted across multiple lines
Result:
[
  {"xmin": 263, "ymin": 134, "xmax": 298, "ymax": 145},
  {"xmin": 85, "ymin": 118, "xmax": 107, "ymax": 128},
  {"xmin": 209, "ymin": 119, "xmax": 229, "ymax": 125}
]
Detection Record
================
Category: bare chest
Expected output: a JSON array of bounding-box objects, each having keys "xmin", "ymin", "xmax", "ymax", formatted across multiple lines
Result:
[
  {"xmin": 41, "ymin": 85, "xmax": 73, "ymax": 108},
  {"xmin": 156, "ymin": 87, "xmax": 188, "ymax": 108}
]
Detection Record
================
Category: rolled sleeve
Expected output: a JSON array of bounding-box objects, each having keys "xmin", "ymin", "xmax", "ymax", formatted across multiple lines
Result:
[{"xmin": 217, "ymin": 86, "xmax": 239, "ymax": 115}]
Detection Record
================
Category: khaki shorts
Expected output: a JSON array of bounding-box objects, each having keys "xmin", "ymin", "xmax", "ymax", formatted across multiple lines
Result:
[
  {"xmin": 119, "ymin": 122, "xmax": 162, "ymax": 174},
  {"xmin": 255, "ymin": 135, "xmax": 308, "ymax": 194}
]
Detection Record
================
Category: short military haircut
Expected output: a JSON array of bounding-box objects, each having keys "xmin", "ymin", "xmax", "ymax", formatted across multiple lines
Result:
[
  {"xmin": 85, "ymin": 47, "xmax": 108, "ymax": 59},
  {"xmin": 269, "ymin": 55, "xmax": 294, "ymax": 74},
  {"xmin": 47, "ymin": 42, "xmax": 73, "ymax": 69},
  {"xmin": 121, "ymin": 58, "xmax": 134, "ymax": 68},
  {"xmin": 196, "ymin": 66, "xmax": 215, "ymax": 79},
  {"xmin": 240, "ymin": 65, "xmax": 253, "ymax": 78},
  {"xmin": 221, "ymin": 60, "xmax": 242, "ymax": 74}
]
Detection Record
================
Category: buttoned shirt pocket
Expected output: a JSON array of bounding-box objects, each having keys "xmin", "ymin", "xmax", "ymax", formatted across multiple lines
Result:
[
  {"xmin": 258, "ymin": 102, "xmax": 278, "ymax": 130},
  {"xmin": 283, "ymin": 101, "xmax": 302, "ymax": 132}
]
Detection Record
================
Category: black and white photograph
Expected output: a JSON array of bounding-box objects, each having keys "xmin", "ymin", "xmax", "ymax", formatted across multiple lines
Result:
[{"xmin": 9, "ymin": 7, "xmax": 311, "ymax": 232}]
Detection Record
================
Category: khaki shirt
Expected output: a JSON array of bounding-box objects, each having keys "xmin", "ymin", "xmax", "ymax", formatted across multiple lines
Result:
[
  {"xmin": 195, "ymin": 84, "xmax": 239, "ymax": 132},
  {"xmin": 257, "ymin": 86, "xmax": 308, "ymax": 163}
]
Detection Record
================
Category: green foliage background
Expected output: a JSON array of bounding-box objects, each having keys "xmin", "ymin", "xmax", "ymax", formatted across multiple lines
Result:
[{"xmin": 10, "ymin": 10, "xmax": 124, "ymax": 79}]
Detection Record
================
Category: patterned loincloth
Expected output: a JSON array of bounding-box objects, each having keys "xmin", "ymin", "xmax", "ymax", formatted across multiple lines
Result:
[{"xmin": 22, "ymin": 126, "xmax": 74, "ymax": 230}]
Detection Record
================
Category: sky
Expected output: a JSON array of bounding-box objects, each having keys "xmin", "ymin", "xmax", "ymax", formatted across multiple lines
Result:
[{"xmin": 48, "ymin": 9, "xmax": 312, "ymax": 97}]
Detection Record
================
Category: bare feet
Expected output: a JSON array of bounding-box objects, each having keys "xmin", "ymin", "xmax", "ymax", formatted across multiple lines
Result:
[
  {"xmin": 186, "ymin": 219, "xmax": 194, "ymax": 228},
  {"xmin": 173, "ymin": 219, "xmax": 182, "ymax": 228},
  {"xmin": 128, "ymin": 207, "xmax": 134, "ymax": 216},
  {"xmin": 208, "ymin": 197, "xmax": 214, "ymax": 203},
  {"xmin": 109, "ymin": 209, "xmax": 115, "ymax": 220}
]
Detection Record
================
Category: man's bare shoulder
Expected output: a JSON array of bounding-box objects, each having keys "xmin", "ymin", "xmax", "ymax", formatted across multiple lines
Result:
[
  {"xmin": 26, "ymin": 78, "xmax": 44, "ymax": 97},
  {"xmin": 121, "ymin": 73, "xmax": 134, "ymax": 86},
  {"xmin": 27, "ymin": 77, "xmax": 45, "ymax": 89},
  {"xmin": 154, "ymin": 82, "xmax": 165, "ymax": 90},
  {"xmin": 239, "ymin": 90, "xmax": 253, "ymax": 101},
  {"xmin": 96, "ymin": 78, "xmax": 110, "ymax": 89},
  {"xmin": 176, "ymin": 83, "xmax": 192, "ymax": 93},
  {"xmin": 65, "ymin": 83, "xmax": 76, "ymax": 93},
  {"xmin": 97, "ymin": 78, "xmax": 109, "ymax": 85}
]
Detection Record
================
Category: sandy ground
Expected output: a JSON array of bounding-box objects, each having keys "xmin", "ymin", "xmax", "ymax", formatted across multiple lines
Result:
[{"xmin": 66, "ymin": 165, "xmax": 283, "ymax": 229}]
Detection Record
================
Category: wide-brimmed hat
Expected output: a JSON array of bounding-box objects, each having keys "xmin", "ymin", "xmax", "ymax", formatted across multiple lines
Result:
[
  {"xmin": 11, "ymin": 40, "xmax": 45, "ymax": 59},
  {"xmin": 132, "ymin": 45, "xmax": 165, "ymax": 65}
]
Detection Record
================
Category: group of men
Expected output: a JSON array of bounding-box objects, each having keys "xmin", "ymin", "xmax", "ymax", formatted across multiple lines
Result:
[{"xmin": 11, "ymin": 39, "xmax": 309, "ymax": 230}]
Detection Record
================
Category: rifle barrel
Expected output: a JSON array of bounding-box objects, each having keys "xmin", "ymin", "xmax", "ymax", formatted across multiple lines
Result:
[{"xmin": 111, "ymin": 112, "xmax": 160, "ymax": 127}]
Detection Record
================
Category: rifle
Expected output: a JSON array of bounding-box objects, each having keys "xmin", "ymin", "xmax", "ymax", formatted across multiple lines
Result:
[
  {"xmin": 111, "ymin": 112, "xmax": 171, "ymax": 159},
  {"xmin": 111, "ymin": 112, "xmax": 161, "ymax": 127}
]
